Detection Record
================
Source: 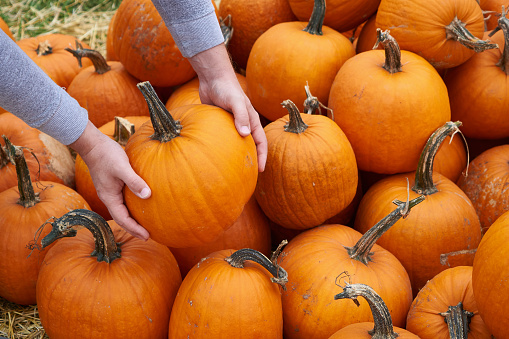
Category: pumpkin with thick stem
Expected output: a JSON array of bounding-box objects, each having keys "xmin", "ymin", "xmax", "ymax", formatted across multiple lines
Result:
[
  {"xmin": 255, "ymin": 99, "xmax": 358, "ymax": 229},
  {"xmin": 168, "ymin": 247, "xmax": 287, "ymax": 338},
  {"xmin": 479, "ymin": 0, "xmax": 508, "ymax": 31},
  {"xmin": 329, "ymin": 283, "xmax": 420, "ymax": 338},
  {"xmin": 16, "ymin": 34, "xmax": 92, "ymax": 88},
  {"xmin": 246, "ymin": 0, "xmax": 355, "ymax": 122},
  {"xmin": 124, "ymin": 81, "xmax": 258, "ymax": 248},
  {"xmin": 406, "ymin": 266, "xmax": 491, "ymax": 339},
  {"xmin": 65, "ymin": 43, "xmax": 150, "ymax": 128},
  {"xmin": 280, "ymin": 193, "xmax": 422, "ymax": 338},
  {"xmin": 36, "ymin": 209, "xmax": 182, "ymax": 339},
  {"xmin": 354, "ymin": 122, "xmax": 482, "ymax": 295},
  {"xmin": 0, "ymin": 137, "xmax": 89, "ymax": 305},
  {"xmin": 376, "ymin": 0, "xmax": 497, "ymax": 69}
]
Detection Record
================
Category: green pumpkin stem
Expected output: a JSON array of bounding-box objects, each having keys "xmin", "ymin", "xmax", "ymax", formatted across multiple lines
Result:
[
  {"xmin": 374, "ymin": 29, "xmax": 402, "ymax": 74},
  {"xmin": 2, "ymin": 136, "xmax": 40, "ymax": 208},
  {"xmin": 303, "ymin": 0, "xmax": 325, "ymax": 35},
  {"xmin": 65, "ymin": 40, "xmax": 111, "ymax": 74},
  {"xmin": 412, "ymin": 121, "xmax": 463, "ymax": 196},
  {"xmin": 334, "ymin": 283, "xmax": 399, "ymax": 338},
  {"xmin": 40, "ymin": 209, "xmax": 121, "ymax": 263},
  {"xmin": 346, "ymin": 191, "xmax": 425, "ymax": 264},
  {"xmin": 225, "ymin": 248, "xmax": 288, "ymax": 290},
  {"xmin": 439, "ymin": 301, "xmax": 474, "ymax": 339},
  {"xmin": 445, "ymin": 17, "xmax": 498, "ymax": 53},
  {"xmin": 488, "ymin": 6, "xmax": 509, "ymax": 74},
  {"xmin": 282, "ymin": 99, "xmax": 308, "ymax": 134},
  {"xmin": 113, "ymin": 116, "xmax": 135, "ymax": 146},
  {"xmin": 137, "ymin": 81, "xmax": 182, "ymax": 142}
]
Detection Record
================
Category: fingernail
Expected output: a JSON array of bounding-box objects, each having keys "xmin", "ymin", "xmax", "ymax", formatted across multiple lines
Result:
[
  {"xmin": 139, "ymin": 187, "xmax": 151, "ymax": 199},
  {"xmin": 240, "ymin": 126, "xmax": 250, "ymax": 135}
]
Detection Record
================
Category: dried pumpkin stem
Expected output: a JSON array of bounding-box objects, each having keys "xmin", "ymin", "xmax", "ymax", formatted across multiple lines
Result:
[
  {"xmin": 439, "ymin": 301, "xmax": 474, "ymax": 339},
  {"xmin": 137, "ymin": 81, "xmax": 182, "ymax": 142},
  {"xmin": 0, "ymin": 142, "xmax": 9, "ymax": 169},
  {"xmin": 412, "ymin": 121, "xmax": 462, "ymax": 196},
  {"xmin": 35, "ymin": 40, "xmax": 52, "ymax": 56},
  {"xmin": 346, "ymin": 194, "xmax": 425, "ymax": 264},
  {"xmin": 282, "ymin": 99, "xmax": 308, "ymax": 134},
  {"xmin": 334, "ymin": 283, "xmax": 399, "ymax": 338},
  {"xmin": 65, "ymin": 40, "xmax": 111, "ymax": 74},
  {"xmin": 445, "ymin": 17, "xmax": 498, "ymax": 53},
  {"xmin": 225, "ymin": 248, "xmax": 288, "ymax": 290},
  {"xmin": 113, "ymin": 116, "xmax": 135, "ymax": 146},
  {"xmin": 374, "ymin": 29, "xmax": 402, "ymax": 74},
  {"xmin": 3, "ymin": 136, "xmax": 39, "ymax": 208},
  {"xmin": 40, "ymin": 209, "xmax": 121, "ymax": 263},
  {"xmin": 303, "ymin": 0, "xmax": 325, "ymax": 35},
  {"xmin": 489, "ymin": 7, "xmax": 509, "ymax": 74}
]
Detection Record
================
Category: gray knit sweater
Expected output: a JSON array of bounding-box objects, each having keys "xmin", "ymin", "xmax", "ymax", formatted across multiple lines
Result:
[{"xmin": 0, "ymin": 0, "xmax": 223, "ymax": 145}]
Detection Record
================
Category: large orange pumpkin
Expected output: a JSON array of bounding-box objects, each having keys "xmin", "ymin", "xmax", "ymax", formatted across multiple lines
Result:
[
  {"xmin": 0, "ymin": 137, "xmax": 89, "ymax": 305},
  {"xmin": 246, "ymin": 0, "xmax": 355, "ymax": 121},
  {"xmin": 328, "ymin": 29, "xmax": 451, "ymax": 174},
  {"xmin": 124, "ymin": 82, "xmax": 258, "ymax": 248},
  {"xmin": 36, "ymin": 209, "xmax": 182, "ymax": 339}
]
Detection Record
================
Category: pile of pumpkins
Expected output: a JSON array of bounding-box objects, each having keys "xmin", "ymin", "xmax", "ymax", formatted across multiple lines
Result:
[{"xmin": 1, "ymin": 0, "xmax": 509, "ymax": 337}]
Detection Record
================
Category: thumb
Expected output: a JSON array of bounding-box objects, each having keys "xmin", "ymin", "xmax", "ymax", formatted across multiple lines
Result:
[{"xmin": 123, "ymin": 170, "xmax": 151, "ymax": 199}]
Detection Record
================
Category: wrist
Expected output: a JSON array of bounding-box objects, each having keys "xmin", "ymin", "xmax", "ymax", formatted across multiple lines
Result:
[
  {"xmin": 188, "ymin": 44, "xmax": 236, "ymax": 81},
  {"xmin": 69, "ymin": 121, "xmax": 105, "ymax": 158}
]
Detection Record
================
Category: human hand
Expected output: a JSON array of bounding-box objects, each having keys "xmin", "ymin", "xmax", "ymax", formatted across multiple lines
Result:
[
  {"xmin": 188, "ymin": 44, "xmax": 267, "ymax": 172},
  {"xmin": 69, "ymin": 121, "xmax": 151, "ymax": 240}
]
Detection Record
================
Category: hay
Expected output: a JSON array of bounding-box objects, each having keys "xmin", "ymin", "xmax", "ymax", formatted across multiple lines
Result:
[{"xmin": 0, "ymin": 297, "xmax": 47, "ymax": 339}]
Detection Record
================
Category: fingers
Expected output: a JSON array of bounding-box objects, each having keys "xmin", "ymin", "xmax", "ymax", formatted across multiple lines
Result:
[{"xmin": 107, "ymin": 200, "xmax": 150, "ymax": 241}]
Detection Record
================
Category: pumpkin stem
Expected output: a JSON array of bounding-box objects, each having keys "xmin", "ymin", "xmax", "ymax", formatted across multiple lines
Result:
[
  {"xmin": 374, "ymin": 29, "xmax": 402, "ymax": 74},
  {"xmin": 40, "ymin": 209, "xmax": 121, "ymax": 263},
  {"xmin": 439, "ymin": 301, "xmax": 474, "ymax": 339},
  {"xmin": 412, "ymin": 121, "xmax": 463, "ymax": 196},
  {"xmin": 113, "ymin": 116, "xmax": 136, "ymax": 147},
  {"xmin": 282, "ymin": 99, "xmax": 308, "ymax": 134},
  {"xmin": 303, "ymin": 0, "xmax": 325, "ymax": 35},
  {"xmin": 346, "ymin": 188, "xmax": 425, "ymax": 265},
  {"xmin": 334, "ymin": 283, "xmax": 399, "ymax": 338},
  {"xmin": 35, "ymin": 40, "xmax": 52, "ymax": 56},
  {"xmin": 220, "ymin": 14, "xmax": 233, "ymax": 47},
  {"xmin": 488, "ymin": 6, "xmax": 509, "ymax": 74},
  {"xmin": 303, "ymin": 83, "xmax": 334, "ymax": 120},
  {"xmin": 444, "ymin": 16, "xmax": 498, "ymax": 53},
  {"xmin": 0, "ymin": 142, "xmax": 9, "ymax": 169},
  {"xmin": 137, "ymin": 81, "xmax": 182, "ymax": 142},
  {"xmin": 65, "ymin": 40, "xmax": 111, "ymax": 74},
  {"xmin": 2, "ymin": 136, "xmax": 40, "ymax": 208},
  {"xmin": 225, "ymin": 248, "xmax": 288, "ymax": 290}
]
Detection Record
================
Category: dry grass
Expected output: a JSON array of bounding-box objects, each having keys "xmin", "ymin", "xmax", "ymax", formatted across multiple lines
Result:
[{"xmin": 0, "ymin": 297, "xmax": 47, "ymax": 339}]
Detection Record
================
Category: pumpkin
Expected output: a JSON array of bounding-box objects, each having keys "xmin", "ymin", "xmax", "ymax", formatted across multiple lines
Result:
[
  {"xmin": 254, "ymin": 99, "xmax": 358, "ymax": 229},
  {"xmin": 65, "ymin": 43, "xmax": 150, "ymax": 128},
  {"xmin": 280, "ymin": 195, "xmax": 422, "ymax": 338},
  {"xmin": 75, "ymin": 116, "xmax": 149, "ymax": 220},
  {"xmin": 444, "ymin": 13, "xmax": 509, "ymax": 140},
  {"xmin": 330, "ymin": 283, "xmax": 420, "ymax": 338},
  {"xmin": 472, "ymin": 210, "xmax": 509, "ymax": 339},
  {"xmin": 0, "ymin": 17, "xmax": 15, "ymax": 41},
  {"xmin": 245, "ymin": 0, "xmax": 355, "ymax": 121},
  {"xmin": 168, "ymin": 247, "xmax": 287, "ymax": 338},
  {"xmin": 457, "ymin": 144, "xmax": 509, "ymax": 234},
  {"xmin": 16, "ymin": 34, "xmax": 93, "ymax": 88},
  {"xmin": 168, "ymin": 195, "xmax": 272, "ymax": 277},
  {"xmin": 218, "ymin": 0, "xmax": 296, "ymax": 70},
  {"xmin": 36, "ymin": 209, "xmax": 182, "ymax": 338},
  {"xmin": 355, "ymin": 13, "xmax": 379, "ymax": 54},
  {"xmin": 124, "ymin": 82, "xmax": 258, "ymax": 248},
  {"xmin": 406, "ymin": 266, "xmax": 491, "ymax": 339},
  {"xmin": 287, "ymin": 0, "xmax": 380, "ymax": 33},
  {"xmin": 376, "ymin": 0, "xmax": 497, "ymax": 69},
  {"xmin": 479, "ymin": 0, "xmax": 507, "ymax": 31},
  {"xmin": 0, "ymin": 137, "xmax": 89, "ymax": 305},
  {"xmin": 0, "ymin": 112, "xmax": 75, "ymax": 193},
  {"xmin": 328, "ymin": 29, "xmax": 451, "ymax": 174},
  {"xmin": 354, "ymin": 122, "xmax": 482, "ymax": 294},
  {"xmin": 105, "ymin": 11, "xmax": 117, "ymax": 61}
]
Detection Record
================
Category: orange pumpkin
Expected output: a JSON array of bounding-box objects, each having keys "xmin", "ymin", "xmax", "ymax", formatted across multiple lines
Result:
[
  {"xmin": 406, "ymin": 266, "xmax": 491, "ymax": 339},
  {"xmin": 16, "ymin": 34, "xmax": 93, "ymax": 88},
  {"xmin": 124, "ymin": 82, "xmax": 258, "ymax": 248},
  {"xmin": 36, "ymin": 209, "xmax": 182, "ymax": 339},
  {"xmin": 328, "ymin": 29, "xmax": 451, "ymax": 174},
  {"xmin": 0, "ymin": 112, "xmax": 75, "ymax": 193},
  {"xmin": 105, "ymin": 11, "xmax": 117, "ymax": 61},
  {"xmin": 355, "ymin": 13, "xmax": 379, "ymax": 54},
  {"xmin": 0, "ymin": 17, "xmax": 15, "ymax": 41},
  {"xmin": 0, "ymin": 137, "xmax": 89, "ymax": 305},
  {"xmin": 479, "ymin": 0, "xmax": 507, "ymax": 31},
  {"xmin": 246, "ymin": 0, "xmax": 355, "ymax": 121},
  {"xmin": 376, "ymin": 0, "xmax": 496, "ymax": 69}
]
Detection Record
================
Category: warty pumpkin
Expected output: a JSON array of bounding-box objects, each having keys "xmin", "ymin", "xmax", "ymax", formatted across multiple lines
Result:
[
  {"xmin": 124, "ymin": 82, "xmax": 258, "ymax": 248},
  {"xmin": 0, "ymin": 137, "xmax": 89, "ymax": 305},
  {"xmin": 36, "ymin": 209, "xmax": 182, "ymax": 339}
]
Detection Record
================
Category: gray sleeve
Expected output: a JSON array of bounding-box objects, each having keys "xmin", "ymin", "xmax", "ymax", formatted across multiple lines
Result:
[
  {"xmin": 151, "ymin": 0, "xmax": 225, "ymax": 58},
  {"xmin": 0, "ymin": 31, "xmax": 88, "ymax": 145}
]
